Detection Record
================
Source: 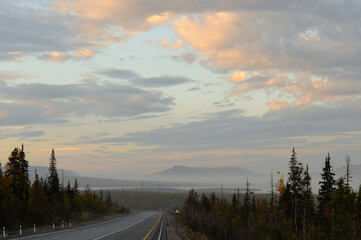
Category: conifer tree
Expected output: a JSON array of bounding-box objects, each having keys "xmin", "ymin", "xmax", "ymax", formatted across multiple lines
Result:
[
  {"xmin": 73, "ymin": 177, "xmax": 79, "ymax": 196},
  {"xmin": 0, "ymin": 161, "xmax": 3, "ymax": 177},
  {"xmin": 287, "ymin": 148, "xmax": 303, "ymax": 233},
  {"xmin": 65, "ymin": 181, "xmax": 74, "ymax": 200},
  {"xmin": 345, "ymin": 154, "xmax": 351, "ymax": 187},
  {"xmin": 18, "ymin": 144, "xmax": 29, "ymax": 212},
  {"xmin": 318, "ymin": 153, "xmax": 336, "ymax": 235},
  {"xmin": 34, "ymin": 169, "xmax": 40, "ymax": 186},
  {"xmin": 5, "ymin": 147, "xmax": 21, "ymax": 195},
  {"xmin": 48, "ymin": 149, "xmax": 60, "ymax": 201},
  {"xmin": 331, "ymin": 178, "xmax": 356, "ymax": 239},
  {"xmin": 301, "ymin": 164, "xmax": 314, "ymax": 238}
]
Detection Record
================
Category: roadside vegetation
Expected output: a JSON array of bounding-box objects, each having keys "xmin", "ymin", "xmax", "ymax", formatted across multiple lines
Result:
[
  {"xmin": 184, "ymin": 148, "xmax": 361, "ymax": 240},
  {"xmin": 0, "ymin": 145, "xmax": 128, "ymax": 229}
]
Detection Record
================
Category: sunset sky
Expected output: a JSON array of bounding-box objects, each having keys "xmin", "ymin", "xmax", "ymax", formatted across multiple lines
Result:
[{"xmin": 1, "ymin": 0, "xmax": 360, "ymax": 179}]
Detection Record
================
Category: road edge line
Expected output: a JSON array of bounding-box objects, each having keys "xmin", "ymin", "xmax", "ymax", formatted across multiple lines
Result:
[
  {"xmin": 94, "ymin": 214, "xmax": 153, "ymax": 240},
  {"xmin": 143, "ymin": 212, "xmax": 163, "ymax": 240},
  {"xmin": 157, "ymin": 212, "xmax": 165, "ymax": 240}
]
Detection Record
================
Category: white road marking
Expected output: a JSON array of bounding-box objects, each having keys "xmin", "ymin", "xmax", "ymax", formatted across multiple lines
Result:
[
  {"xmin": 94, "ymin": 213, "xmax": 157, "ymax": 240},
  {"xmin": 157, "ymin": 213, "xmax": 165, "ymax": 240},
  {"xmin": 16, "ymin": 213, "xmax": 145, "ymax": 240}
]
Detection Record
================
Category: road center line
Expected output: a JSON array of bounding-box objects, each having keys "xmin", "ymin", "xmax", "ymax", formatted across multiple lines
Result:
[
  {"xmin": 94, "ymin": 213, "xmax": 155, "ymax": 240},
  {"xmin": 143, "ymin": 213, "xmax": 163, "ymax": 240}
]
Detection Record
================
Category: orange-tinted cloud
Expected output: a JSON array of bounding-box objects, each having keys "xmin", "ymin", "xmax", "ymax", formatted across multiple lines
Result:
[
  {"xmin": 267, "ymin": 100, "xmax": 291, "ymax": 111},
  {"xmin": 158, "ymin": 39, "xmax": 184, "ymax": 49},
  {"xmin": 75, "ymin": 49, "xmax": 95, "ymax": 59},
  {"xmin": 30, "ymin": 147, "xmax": 80, "ymax": 152},
  {"xmin": 229, "ymin": 71, "xmax": 247, "ymax": 83},
  {"xmin": 39, "ymin": 52, "xmax": 68, "ymax": 62}
]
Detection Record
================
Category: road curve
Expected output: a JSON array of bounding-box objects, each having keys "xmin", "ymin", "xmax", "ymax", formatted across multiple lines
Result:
[{"xmin": 13, "ymin": 212, "xmax": 163, "ymax": 240}]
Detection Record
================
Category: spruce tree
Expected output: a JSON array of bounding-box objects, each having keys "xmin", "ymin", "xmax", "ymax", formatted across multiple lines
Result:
[
  {"xmin": 301, "ymin": 164, "xmax": 315, "ymax": 238},
  {"xmin": 73, "ymin": 177, "xmax": 79, "ymax": 196},
  {"xmin": 48, "ymin": 149, "xmax": 60, "ymax": 201},
  {"xmin": 5, "ymin": 147, "xmax": 21, "ymax": 195},
  {"xmin": 330, "ymin": 178, "xmax": 356, "ymax": 239},
  {"xmin": 18, "ymin": 144, "xmax": 29, "ymax": 212},
  {"xmin": 0, "ymin": 161, "xmax": 3, "ymax": 178},
  {"xmin": 318, "ymin": 153, "xmax": 336, "ymax": 235},
  {"xmin": 34, "ymin": 169, "xmax": 40, "ymax": 186},
  {"xmin": 345, "ymin": 154, "xmax": 351, "ymax": 188},
  {"xmin": 287, "ymin": 148, "xmax": 303, "ymax": 233}
]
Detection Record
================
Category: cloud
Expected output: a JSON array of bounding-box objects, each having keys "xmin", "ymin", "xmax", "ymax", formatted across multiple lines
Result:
[
  {"xmin": 75, "ymin": 103, "xmax": 361, "ymax": 173},
  {"xmin": 0, "ymin": 71, "xmax": 33, "ymax": 81},
  {"xmin": 98, "ymin": 68, "xmax": 140, "ymax": 80},
  {"xmin": 267, "ymin": 100, "xmax": 291, "ymax": 111},
  {"xmin": 187, "ymin": 87, "xmax": 200, "ymax": 91},
  {"xmin": 0, "ymin": 1, "xmax": 94, "ymax": 61},
  {"xmin": 229, "ymin": 71, "xmax": 248, "ymax": 83},
  {"xmin": 0, "ymin": 130, "xmax": 45, "ymax": 140},
  {"xmin": 30, "ymin": 147, "xmax": 80, "ymax": 152},
  {"xmin": 0, "ymin": 80, "xmax": 174, "ymax": 126},
  {"xmin": 38, "ymin": 52, "xmax": 69, "ymax": 62},
  {"xmin": 158, "ymin": 39, "xmax": 184, "ymax": 49},
  {"xmin": 170, "ymin": 3, "xmax": 361, "ymax": 107},
  {"xmin": 131, "ymin": 76, "xmax": 193, "ymax": 87},
  {"xmin": 171, "ymin": 52, "xmax": 197, "ymax": 64}
]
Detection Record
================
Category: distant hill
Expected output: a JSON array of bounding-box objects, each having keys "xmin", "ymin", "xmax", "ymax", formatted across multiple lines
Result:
[
  {"xmin": 28, "ymin": 166, "xmax": 78, "ymax": 177},
  {"xmin": 335, "ymin": 164, "xmax": 361, "ymax": 180},
  {"xmin": 1, "ymin": 165, "xmax": 78, "ymax": 177},
  {"xmin": 153, "ymin": 165, "xmax": 260, "ymax": 177}
]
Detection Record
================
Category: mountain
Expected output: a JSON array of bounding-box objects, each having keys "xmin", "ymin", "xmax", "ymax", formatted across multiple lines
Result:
[
  {"xmin": 1, "ymin": 165, "xmax": 78, "ymax": 177},
  {"xmin": 28, "ymin": 166, "xmax": 78, "ymax": 177},
  {"xmin": 335, "ymin": 164, "xmax": 361, "ymax": 181},
  {"xmin": 153, "ymin": 165, "xmax": 260, "ymax": 177}
]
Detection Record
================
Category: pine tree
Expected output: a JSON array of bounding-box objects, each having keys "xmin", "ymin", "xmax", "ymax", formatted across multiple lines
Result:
[
  {"xmin": 318, "ymin": 153, "xmax": 336, "ymax": 236},
  {"xmin": 48, "ymin": 149, "xmax": 60, "ymax": 201}
]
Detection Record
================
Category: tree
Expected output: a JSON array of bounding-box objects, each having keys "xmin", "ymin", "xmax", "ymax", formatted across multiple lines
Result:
[
  {"xmin": 65, "ymin": 181, "xmax": 74, "ymax": 200},
  {"xmin": 73, "ymin": 177, "xmax": 79, "ymax": 196},
  {"xmin": 287, "ymin": 148, "xmax": 303, "ymax": 233},
  {"xmin": 301, "ymin": 164, "xmax": 315, "ymax": 239},
  {"xmin": 18, "ymin": 144, "xmax": 29, "ymax": 212},
  {"xmin": 4, "ymin": 146, "xmax": 29, "ymax": 219},
  {"xmin": 318, "ymin": 153, "xmax": 336, "ymax": 236},
  {"xmin": 0, "ymin": 161, "xmax": 3, "ymax": 177},
  {"xmin": 345, "ymin": 154, "xmax": 351, "ymax": 188},
  {"xmin": 48, "ymin": 149, "xmax": 60, "ymax": 201},
  {"xmin": 331, "ymin": 178, "xmax": 356, "ymax": 239}
]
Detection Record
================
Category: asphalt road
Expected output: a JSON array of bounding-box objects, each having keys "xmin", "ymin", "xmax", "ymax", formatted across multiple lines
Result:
[{"xmin": 13, "ymin": 212, "xmax": 164, "ymax": 240}]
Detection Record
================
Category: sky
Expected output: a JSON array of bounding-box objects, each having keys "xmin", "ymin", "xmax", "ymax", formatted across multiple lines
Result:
[{"xmin": 0, "ymin": 0, "xmax": 361, "ymax": 179}]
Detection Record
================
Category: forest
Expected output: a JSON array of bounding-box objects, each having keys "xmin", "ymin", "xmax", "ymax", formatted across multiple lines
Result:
[
  {"xmin": 183, "ymin": 148, "xmax": 361, "ymax": 240},
  {"xmin": 0, "ymin": 145, "xmax": 128, "ymax": 229},
  {"xmin": 103, "ymin": 190, "xmax": 187, "ymax": 210}
]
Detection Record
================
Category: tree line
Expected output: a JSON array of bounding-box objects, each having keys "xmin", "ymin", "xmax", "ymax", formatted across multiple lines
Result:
[
  {"xmin": 184, "ymin": 148, "xmax": 361, "ymax": 239},
  {"xmin": 0, "ymin": 145, "xmax": 128, "ymax": 228}
]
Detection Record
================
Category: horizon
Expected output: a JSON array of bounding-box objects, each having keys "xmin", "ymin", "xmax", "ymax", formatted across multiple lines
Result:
[{"xmin": 1, "ymin": 0, "xmax": 361, "ymax": 180}]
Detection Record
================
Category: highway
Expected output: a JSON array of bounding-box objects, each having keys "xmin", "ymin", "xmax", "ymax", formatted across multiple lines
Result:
[{"xmin": 13, "ymin": 212, "xmax": 166, "ymax": 240}]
